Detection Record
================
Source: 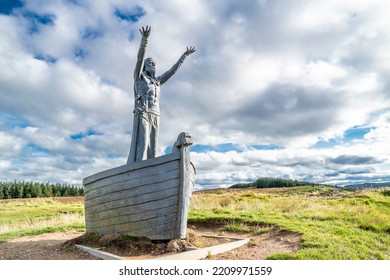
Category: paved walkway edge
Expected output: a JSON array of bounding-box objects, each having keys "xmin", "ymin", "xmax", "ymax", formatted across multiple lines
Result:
[
  {"xmin": 76, "ymin": 236, "xmax": 250, "ymax": 260},
  {"xmin": 152, "ymin": 236, "xmax": 250, "ymax": 260}
]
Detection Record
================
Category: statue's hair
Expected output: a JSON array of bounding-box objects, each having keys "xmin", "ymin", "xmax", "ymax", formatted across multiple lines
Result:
[{"xmin": 144, "ymin": 57, "xmax": 155, "ymax": 65}]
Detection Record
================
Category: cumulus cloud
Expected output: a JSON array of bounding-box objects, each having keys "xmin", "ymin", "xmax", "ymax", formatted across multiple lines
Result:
[
  {"xmin": 329, "ymin": 155, "xmax": 382, "ymax": 165},
  {"xmin": 0, "ymin": 0, "xmax": 389, "ymax": 188},
  {"xmin": 0, "ymin": 131, "xmax": 24, "ymax": 157}
]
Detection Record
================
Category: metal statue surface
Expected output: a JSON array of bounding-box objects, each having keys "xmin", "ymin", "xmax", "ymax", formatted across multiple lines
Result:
[{"xmin": 127, "ymin": 26, "xmax": 195, "ymax": 163}]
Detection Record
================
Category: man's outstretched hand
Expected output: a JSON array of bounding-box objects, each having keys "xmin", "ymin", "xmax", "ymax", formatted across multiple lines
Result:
[
  {"xmin": 139, "ymin": 26, "xmax": 151, "ymax": 39},
  {"xmin": 184, "ymin": 46, "xmax": 196, "ymax": 56}
]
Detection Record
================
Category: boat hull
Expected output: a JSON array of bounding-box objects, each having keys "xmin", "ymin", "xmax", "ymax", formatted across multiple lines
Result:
[{"xmin": 83, "ymin": 144, "xmax": 195, "ymax": 240}]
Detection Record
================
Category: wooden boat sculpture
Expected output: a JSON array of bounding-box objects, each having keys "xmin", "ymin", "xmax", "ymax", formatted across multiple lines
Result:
[{"xmin": 83, "ymin": 132, "xmax": 195, "ymax": 240}]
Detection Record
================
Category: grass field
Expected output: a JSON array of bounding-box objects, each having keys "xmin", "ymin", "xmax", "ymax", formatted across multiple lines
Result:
[
  {"xmin": 0, "ymin": 197, "xmax": 85, "ymax": 242},
  {"xmin": 1, "ymin": 187, "xmax": 389, "ymax": 259},
  {"xmin": 189, "ymin": 186, "xmax": 390, "ymax": 259}
]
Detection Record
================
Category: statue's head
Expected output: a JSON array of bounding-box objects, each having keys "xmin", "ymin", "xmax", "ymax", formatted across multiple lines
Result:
[
  {"xmin": 144, "ymin": 57, "xmax": 156, "ymax": 75},
  {"xmin": 176, "ymin": 132, "xmax": 193, "ymax": 148},
  {"xmin": 172, "ymin": 132, "xmax": 193, "ymax": 154}
]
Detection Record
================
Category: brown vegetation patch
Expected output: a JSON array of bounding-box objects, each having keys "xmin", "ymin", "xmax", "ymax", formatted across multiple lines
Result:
[
  {"xmin": 0, "ymin": 224, "xmax": 301, "ymax": 260},
  {"xmin": 64, "ymin": 228, "xmax": 234, "ymax": 259}
]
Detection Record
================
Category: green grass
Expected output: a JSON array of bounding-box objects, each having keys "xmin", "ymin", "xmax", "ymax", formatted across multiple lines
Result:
[
  {"xmin": 0, "ymin": 197, "xmax": 85, "ymax": 242},
  {"xmin": 189, "ymin": 186, "xmax": 390, "ymax": 260},
  {"xmin": 1, "ymin": 187, "xmax": 389, "ymax": 260}
]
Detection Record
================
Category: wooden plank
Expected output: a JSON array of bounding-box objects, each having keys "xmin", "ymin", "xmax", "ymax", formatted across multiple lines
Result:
[
  {"xmin": 85, "ymin": 186, "xmax": 179, "ymax": 216},
  {"xmin": 87, "ymin": 208, "xmax": 177, "ymax": 237},
  {"xmin": 85, "ymin": 195, "xmax": 178, "ymax": 223},
  {"xmin": 88, "ymin": 213, "xmax": 178, "ymax": 238},
  {"xmin": 86, "ymin": 211, "xmax": 177, "ymax": 230},
  {"xmin": 90, "ymin": 218, "xmax": 176, "ymax": 237},
  {"xmin": 85, "ymin": 160, "xmax": 180, "ymax": 194},
  {"xmin": 83, "ymin": 153, "xmax": 179, "ymax": 186},
  {"xmin": 87, "ymin": 205, "xmax": 177, "ymax": 229},
  {"xmin": 85, "ymin": 160, "xmax": 179, "ymax": 195},
  {"xmin": 84, "ymin": 170, "xmax": 179, "ymax": 201},
  {"xmin": 85, "ymin": 194, "xmax": 179, "ymax": 222},
  {"xmin": 85, "ymin": 178, "xmax": 179, "ymax": 208},
  {"xmin": 88, "ymin": 213, "xmax": 176, "ymax": 232},
  {"xmin": 84, "ymin": 165, "xmax": 179, "ymax": 200},
  {"xmin": 122, "ymin": 214, "xmax": 178, "ymax": 237}
]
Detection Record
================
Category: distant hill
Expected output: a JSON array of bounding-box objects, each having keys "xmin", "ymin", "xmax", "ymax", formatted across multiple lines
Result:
[
  {"xmin": 229, "ymin": 177, "xmax": 319, "ymax": 189},
  {"xmin": 343, "ymin": 182, "xmax": 390, "ymax": 189}
]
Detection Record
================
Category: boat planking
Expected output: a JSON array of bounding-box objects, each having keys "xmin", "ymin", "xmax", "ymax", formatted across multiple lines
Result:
[{"xmin": 83, "ymin": 132, "xmax": 195, "ymax": 240}]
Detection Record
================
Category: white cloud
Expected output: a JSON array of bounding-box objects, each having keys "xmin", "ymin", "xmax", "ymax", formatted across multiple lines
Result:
[
  {"xmin": 0, "ymin": 0, "xmax": 389, "ymax": 188},
  {"xmin": 0, "ymin": 131, "xmax": 24, "ymax": 157}
]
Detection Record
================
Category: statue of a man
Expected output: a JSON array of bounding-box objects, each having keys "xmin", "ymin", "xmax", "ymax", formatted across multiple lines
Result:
[{"xmin": 127, "ymin": 26, "xmax": 196, "ymax": 163}]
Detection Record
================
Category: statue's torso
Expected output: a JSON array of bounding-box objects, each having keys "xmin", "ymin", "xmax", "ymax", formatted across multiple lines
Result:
[{"xmin": 135, "ymin": 73, "xmax": 160, "ymax": 115}]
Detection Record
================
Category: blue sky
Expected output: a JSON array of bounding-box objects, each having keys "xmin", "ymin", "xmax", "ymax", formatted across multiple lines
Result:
[{"xmin": 0, "ymin": 0, "xmax": 389, "ymax": 189}]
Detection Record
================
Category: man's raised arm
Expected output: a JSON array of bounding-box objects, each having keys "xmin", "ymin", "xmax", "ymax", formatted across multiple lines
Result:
[
  {"xmin": 158, "ymin": 46, "xmax": 196, "ymax": 85},
  {"xmin": 134, "ymin": 26, "xmax": 151, "ymax": 79}
]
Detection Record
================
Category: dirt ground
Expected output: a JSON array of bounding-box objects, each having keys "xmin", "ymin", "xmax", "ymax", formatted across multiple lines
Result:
[{"xmin": 0, "ymin": 224, "xmax": 300, "ymax": 260}]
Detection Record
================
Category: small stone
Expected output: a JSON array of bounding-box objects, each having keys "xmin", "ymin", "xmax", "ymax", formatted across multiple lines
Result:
[
  {"xmin": 166, "ymin": 239, "xmax": 186, "ymax": 253},
  {"xmin": 166, "ymin": 240, "xmax": 181, "ymax": 252}
]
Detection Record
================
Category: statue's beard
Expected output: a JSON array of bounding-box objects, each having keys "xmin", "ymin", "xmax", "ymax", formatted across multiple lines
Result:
[{"xmin": 145, "ymin": 69, "xmax": 155, "ymax": 78}]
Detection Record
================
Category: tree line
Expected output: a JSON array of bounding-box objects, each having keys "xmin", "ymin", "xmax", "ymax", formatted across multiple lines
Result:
[
  {"xmin": 230, "ymin": 177, "xmax": 319, "ymax": 189},
  {"xmin": 0, "ymin": 181, "xmax": 84, "ymax": 199}
]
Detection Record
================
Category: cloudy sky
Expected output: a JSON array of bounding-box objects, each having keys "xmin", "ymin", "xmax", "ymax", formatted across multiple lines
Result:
[{"xmin": 1, "ymin": 0, "xmax": 389, "ymax": 189}]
